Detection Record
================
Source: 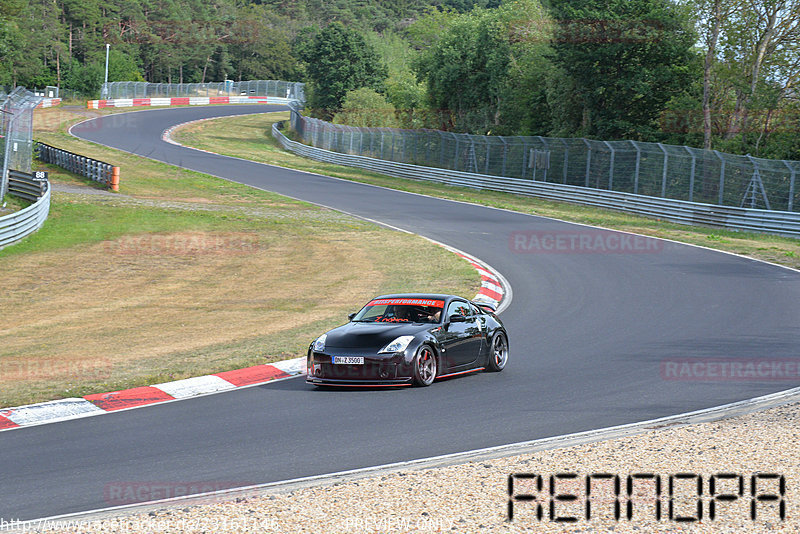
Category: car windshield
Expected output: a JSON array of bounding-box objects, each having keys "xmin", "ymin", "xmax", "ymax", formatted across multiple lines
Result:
[{"xmin": 352, "ymin": 298, "xmax": 445, "ymax": 324}]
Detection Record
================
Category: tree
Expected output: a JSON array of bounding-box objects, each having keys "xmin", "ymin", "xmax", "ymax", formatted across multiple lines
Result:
[
  {"xmin": 413, "ymin": 9, "xmax": 511, "ymax": 132},
  {"xmin": 720, "ymin": 0, "xmax": 800, "ymax": 144},
  {"xmin": 548, "ymin": 0, "xmax": 696, "ymax": 139},
  {"xmin": 227, "ymin": 5, "xmax": 301, "ymax": 82},
  {"xmin": 108, "ymin": 49, "xmax": 144, "ymax": 83},
  {"xmin": 412, "ymin": 0, "xmax": 551, "ymax": 134},
  {"xmin": 683, "ymin": 0, "xmax": 800, "ymax": 157},
  {"xmin": 332, "ymin": 87, "xmax": 398, "ymax": 127},
  {"xmin": 694, "ymin": 0, "xmax": 743, "ymax": 148},
  {"xmin": 301, "ymin": 22, "xmax": 387, "ymax": 116},
  {"xmin": 63, "ymin": 57, "xmax": 104, "ymax": 95}
]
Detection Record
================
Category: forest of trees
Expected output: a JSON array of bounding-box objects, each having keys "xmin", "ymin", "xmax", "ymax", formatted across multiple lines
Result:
[{"xmin": 1, "ymin": 0, "xmax": 798, "ymax": 159}]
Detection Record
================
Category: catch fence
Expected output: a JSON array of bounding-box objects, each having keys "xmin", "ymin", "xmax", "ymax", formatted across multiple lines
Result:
[
  {"xmin": 1, "ymin": 87, "xmax": 42, "ymax": 200},
  {"xmin": 289, "ymin": 108, "xmax": 799, "ymax": 214},
  {"xmin": 101, "ymin": 80, "xmax": 304, "ymax": 101}
]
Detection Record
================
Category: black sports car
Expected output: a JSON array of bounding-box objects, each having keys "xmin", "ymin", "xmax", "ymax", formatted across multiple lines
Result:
[{"xmin": 306, "ymin": 293, "xmax": 508, "ymax": 387}]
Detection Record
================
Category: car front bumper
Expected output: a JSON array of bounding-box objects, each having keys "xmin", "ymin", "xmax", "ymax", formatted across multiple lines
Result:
[{"xmin": 306, "ymin": 349, "xmax": 414, "ymax": 386}]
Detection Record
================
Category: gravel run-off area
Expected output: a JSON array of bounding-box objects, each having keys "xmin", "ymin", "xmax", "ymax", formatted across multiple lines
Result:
[{"xmin": 21, "ymin": 395, "xmax": 799, "ymax": 534}]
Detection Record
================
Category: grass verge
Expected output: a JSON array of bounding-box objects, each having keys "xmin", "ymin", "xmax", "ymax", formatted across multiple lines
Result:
[
  {"xmin": 0, "ymin": 194, "xmax": 31, "ymax": 217},
  {"xmin": 173, "ymin": 111, "xmax": 800, "ymax": 270}
]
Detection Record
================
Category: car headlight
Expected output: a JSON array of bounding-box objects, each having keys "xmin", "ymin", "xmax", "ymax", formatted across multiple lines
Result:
[
  {"xmin": 379, "ymin": 335, "xmax": 414, "ymax": 354},
  {"xmin": 312, "ymin": 334, "xmax": 327, "ymax": 352}
]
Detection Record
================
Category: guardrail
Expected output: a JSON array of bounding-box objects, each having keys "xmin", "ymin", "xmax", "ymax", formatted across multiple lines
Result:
[
  {"xmin": 0, "ymin": 170, "xmax": 51, "ymax": 249},
  {"xmin": 273, "ymin": 122, "xmax": 800, "ymax": 238},
  {"xmin": 35, "ymin": 142, "xmax": 119, "ymax": 190}
]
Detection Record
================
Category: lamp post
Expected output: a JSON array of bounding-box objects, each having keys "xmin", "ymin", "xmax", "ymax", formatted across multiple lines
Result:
[{"xmin": 102, "ymin": 43, "xmax": 110, "ymax": 98}]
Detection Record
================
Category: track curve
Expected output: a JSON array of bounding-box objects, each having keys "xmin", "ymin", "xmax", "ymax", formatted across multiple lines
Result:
[{"xmin": 2, "ymin": 105, "xmax": 799, "ymax": 520}]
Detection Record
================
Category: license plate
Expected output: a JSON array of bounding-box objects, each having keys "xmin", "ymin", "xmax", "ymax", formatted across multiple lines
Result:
[{"xmin": 333, "ymin": 356, "xmax": 364, "ymax": 365}]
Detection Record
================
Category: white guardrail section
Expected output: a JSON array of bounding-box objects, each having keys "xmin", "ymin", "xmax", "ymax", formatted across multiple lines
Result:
[
  {"xmin": 273, "ymin": 122, "xmax": 800, "ymax": 238},
  {"xmin": 0, "ymin": 173, "xmax": 51, "ymax": 249}
]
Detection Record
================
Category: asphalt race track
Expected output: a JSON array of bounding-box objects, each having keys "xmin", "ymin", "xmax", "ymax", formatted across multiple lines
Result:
[{"xmin": 2, "ymin": 105, "xmax": 799, "ymax": 520}]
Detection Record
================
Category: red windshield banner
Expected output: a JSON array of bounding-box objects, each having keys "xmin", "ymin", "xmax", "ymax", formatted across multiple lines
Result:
[{"xmin": 367, "ymin": 298, "xmax": 445, "ymax": 308}]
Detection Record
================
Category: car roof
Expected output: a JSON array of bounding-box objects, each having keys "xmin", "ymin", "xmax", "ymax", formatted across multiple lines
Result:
[{"xmin": 371, "ymin": 293, "xmax": 458, "ymax": 302}]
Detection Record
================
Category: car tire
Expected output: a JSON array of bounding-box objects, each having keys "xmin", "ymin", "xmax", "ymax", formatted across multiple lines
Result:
[
  {"xmin": 412, "ymin": 345, "xmax": 437, "ymax": 386},
  {"xmin": 486, "ymin": 332, "xmax": 508, "ymax": 372}
]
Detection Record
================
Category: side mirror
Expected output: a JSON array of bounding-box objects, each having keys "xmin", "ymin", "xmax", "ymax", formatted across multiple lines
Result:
[
  {"xmin": 448, "ymin": 314, "xmax": 467, "ymax": 323},
  {"xmin": 348, "ymin": 312, "xmax": 357, "ymax": 321}
]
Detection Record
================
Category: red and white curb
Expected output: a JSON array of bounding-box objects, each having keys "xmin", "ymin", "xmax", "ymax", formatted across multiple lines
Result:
[
  {"xmin": 435, "ymin": 243, "xmax": 510, "ymax": 313},
  {"xmin": 0, "ymin": 358, "xmax": 305, "ymax": 432},
  {"xmin": 87, "ymin": 96, "xmax": 293, "ymax": 109},
  {"xmin": 459, "ymin": 252, "xmax": 505, "ymax": 309}
]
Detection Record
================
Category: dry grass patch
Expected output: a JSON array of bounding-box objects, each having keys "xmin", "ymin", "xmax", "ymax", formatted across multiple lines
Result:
[{"xmin": 33, "ymin": 107, "xmax": 105, "ymax": 134}]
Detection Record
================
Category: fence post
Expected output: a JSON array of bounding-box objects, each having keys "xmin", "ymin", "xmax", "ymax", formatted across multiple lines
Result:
[
  {"xmin": 0, "ymin": 109, "xmax": 15, "ymax": 200},
  {"xmin": 603, "ymin": 140, "xmax": 614, "ymax": 190},
  {"xmin": 349, "ymin": 126, "xmax": 354, "ymax": 154},
  {"xmin": 657, "ymin": 143, "xmax": 668, "ymax": 197},
  {"xmin": 561, "ymin": 139, "xmax": 569, "ymax": 184},
  {"xmin": 784, "ymin": 161, "xmax": 796, "ymax": 212},
  {"xmin": 582, "ymin": 139, "xmax": 592, "ymax": 187},
  {"xmin": 517, "ymin": 137, "xmax": 529, "ymax": 179},
  {"xmin": 452, "ymin": 133, "xmax": 460, "ymax": 171},
  {"xmin": 485, "ymin": 136, "xmax": 491, "ymax": 175},
  {"xmin": 714, "ymin": 150, "xmax": 725, "ymax": 205},
  {"xmin": 684, "ymin": 146, "xmax": 696, "ymax": 202},
  {"xmin": 499, "ymin": 137, "xmax": 508, "ymax": 177},
  {"xmin": 745, "ymin": 155, "xmax": 771, "ymax": 210},
  {"xmin": 630, "ymin": 141, "xmax": 641, "ymax": 194},
  {"xmin": 537, "ymin": 136, "xmax": 549, "ymax": 182},
  {"xmin": 425, "ymin": 130, "xmax": 432, "ymax": 165}
]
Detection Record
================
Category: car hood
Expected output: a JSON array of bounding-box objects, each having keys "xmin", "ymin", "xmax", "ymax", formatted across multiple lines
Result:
[{"xmin": 324, "ymin": 322, "xmax": 430, "ymax": 349}]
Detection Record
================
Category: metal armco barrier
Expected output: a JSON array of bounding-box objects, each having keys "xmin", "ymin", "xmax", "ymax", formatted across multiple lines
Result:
[
  {"xmin": 273, "ymin": 122, "xmax": 800, "ymax": 238},
  {"xmin": 8, "ymin": 169, "xmax": 47, "ymax": 201},
  {"xmin": 0, "ymin": 169, "xmax": 51, "ymax": 249},
  {"xmin": 35, "ymin": 142, "xmax": 119, "ymax": 190}
]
